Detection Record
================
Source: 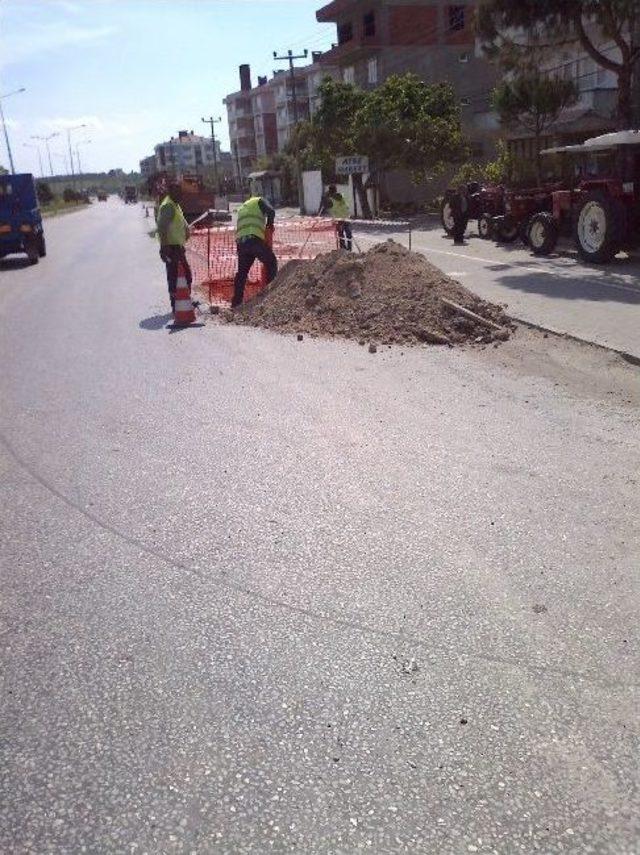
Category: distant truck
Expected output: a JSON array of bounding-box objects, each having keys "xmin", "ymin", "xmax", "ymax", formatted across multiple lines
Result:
[
  {"xmin": 124, "ymin": 185, "xmax": 138, "ymax": 204},
  {"xmin": 0, "ymin": 173, "xmax": 46, "ymax": 265},
  {"xmin": 147, "ymin": 172, "xmax": 230, "ymax": 223}
]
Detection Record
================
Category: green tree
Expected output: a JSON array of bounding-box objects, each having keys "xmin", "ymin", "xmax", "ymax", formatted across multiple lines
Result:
[
  {"xmin": 492, "ymin": 75, "xmax": 578, "ymax": 182},
  {"xmin": 477, "ymin": 0, "xmax": 640, "ymax": 128},
  {"xmin": 289, "ymin": 74, "xmax": 468, "ymax": 217},
  {"xmin": 352, "ymin": 75, "xmax": 467, "ymax": 179}
]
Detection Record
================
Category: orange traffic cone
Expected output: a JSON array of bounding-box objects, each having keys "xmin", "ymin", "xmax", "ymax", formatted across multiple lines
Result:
[{"xmin": 173, "ymin": 261, "xmax": 196, "ymax": 326}]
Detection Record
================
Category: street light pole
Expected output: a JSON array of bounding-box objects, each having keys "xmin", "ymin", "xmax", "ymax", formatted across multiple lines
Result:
[
  {"xmin": 201, "ymin": 115, "xmax": 222, "ymax": 193},
  {"xmin": 0, "ymin": 87, "xmax": 26, "ymax": 174},
  {"xmin": 66, "ymin": 124, "xmax": 87, "ymax": 184},
  {"xmin": 23, "ymin": 142, "xmax": 44, "ymax": 177},
  {"xmin": 75, "ymin": 139, "xmax": 91, "ymax": 178},
  {"xmin": 32, "ymin": 133, "xmax": 61, "ymax": 177}
]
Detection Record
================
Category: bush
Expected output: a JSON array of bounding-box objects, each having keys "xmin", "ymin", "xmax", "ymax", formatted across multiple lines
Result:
[
  {"xmin": 62, "ymin": 187, "xmax": 84, "ymax": 203},
  {"xmin": 36, "ymin": 182, "xmax": 55, "ymax": 205}
]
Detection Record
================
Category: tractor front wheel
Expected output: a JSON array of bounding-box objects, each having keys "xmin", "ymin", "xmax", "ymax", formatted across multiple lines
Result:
[
  {"xmin": 478, "ymin": 213, "xmax": 493, "ymax": 239},
  {"xmin": 528, "ymin": 213, "xmax": 559, "ymax": 257},
  {"xmin": 496, "ymin": 217, "xmax": 519, "ymax": 243},
  {"xmin": 574, "ymin": 192, "xmax": 624, "ymax": 263}
]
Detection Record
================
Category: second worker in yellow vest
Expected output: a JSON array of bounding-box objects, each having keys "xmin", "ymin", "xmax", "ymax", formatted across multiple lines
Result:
[
  {"xmin": 319, "ymin": 184, "xmax": 352, "ymax": 252},
  {"xmin": 232, "ymin": 196, "xmax": 278, "ymax": 308}
]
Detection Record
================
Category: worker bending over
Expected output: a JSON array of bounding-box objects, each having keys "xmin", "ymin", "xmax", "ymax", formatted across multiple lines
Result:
[
  {"xmin": 157, "ymin": 182, "xmax": 192, "ymax": 312},
  {"xmin": 320, "ymin": 184, "xmax": 352, "ymax": 251},
  {"xmin": 232, "ymin": 196, "xmax": 278, "ymax": 308}
]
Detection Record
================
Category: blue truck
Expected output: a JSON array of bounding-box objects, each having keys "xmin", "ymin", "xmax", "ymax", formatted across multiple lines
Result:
[{"xmin": 0, "ymin": 173, "xmax": 46, "ymax": 264}]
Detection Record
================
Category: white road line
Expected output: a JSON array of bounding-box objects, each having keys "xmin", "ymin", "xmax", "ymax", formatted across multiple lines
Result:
[{"xmin": 413, "ymin": 242, "xmax": 640, "ymax": 296}]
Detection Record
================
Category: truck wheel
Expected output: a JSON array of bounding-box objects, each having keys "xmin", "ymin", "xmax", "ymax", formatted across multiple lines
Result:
[
  {"xmin": 528, "ymin": 213, "xmax": 559, "ymax": 256},
  {"xmin": 574, "ymin": 192, "xmax": 624, "ymax": 263},
  {"xmin": 496, "ymin": 217, "xmax": 519, "ymax": 243},
  {"xmin": 441, "ymin": 196, "xmax": 456, "ymax": 235},
  {"xmin": 38, "ymin": 234, "xmax": 47, "ymax": 258},
  {"xmin": 478, "ymin": 213, "xmax": 493, "ymax": 239},
  {"xmin": 25, "ymin": 236, "xmax": 39, "ymax": 265}
]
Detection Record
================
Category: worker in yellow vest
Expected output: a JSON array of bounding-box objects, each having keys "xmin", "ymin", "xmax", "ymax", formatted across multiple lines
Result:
[
  {"xmin": 157, "ymin": 182, "xmax": 191, "ymax": 312},
  {"xmin": 320, "ymin": 184, "xmax": 352, "ymax": 251},
  {"xmin": 232, "ymin": 195, "xmax": 278, "ymax": 308}
]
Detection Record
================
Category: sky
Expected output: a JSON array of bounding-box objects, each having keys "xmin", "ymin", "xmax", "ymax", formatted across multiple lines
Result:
[{"xmin": 0, "ymin": 0, "xmax": 334, "ymax": 176}]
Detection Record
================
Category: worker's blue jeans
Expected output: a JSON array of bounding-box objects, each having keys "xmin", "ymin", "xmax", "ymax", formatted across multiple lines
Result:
[
  {"xmin": 162, "ymin": 245, "xmax": 192, "ymax": 310},
  {"xmin": 336, "ymin": 220, "xmax": 352, "ymax": 251},
  {"xmin": 232, "ymin": 237, "xmax": 278, "ymax": 307}
]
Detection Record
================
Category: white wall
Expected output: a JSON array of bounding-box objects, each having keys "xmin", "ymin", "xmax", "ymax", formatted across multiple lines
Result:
[{"xmin": 302, "ymin": 170, "xmax": 323, "ymax": 215}]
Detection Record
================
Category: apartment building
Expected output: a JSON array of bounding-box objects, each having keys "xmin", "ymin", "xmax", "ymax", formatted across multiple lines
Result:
[
  {"xmin": 507, "ymin": 44, "xmax": 618, "ymax": 163},
  {"xmin": 316, "ymin": 0, "xmax": 500, "ymax": 155},
  {"xmin": 224, "ymin": 59, "xmax": 339, "ymax": 181}
]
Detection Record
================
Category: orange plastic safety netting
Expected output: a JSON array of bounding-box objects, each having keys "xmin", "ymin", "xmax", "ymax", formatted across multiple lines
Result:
[{"xmin": 186, "ymin": 217, "xmax": 338, "ymax": 305}]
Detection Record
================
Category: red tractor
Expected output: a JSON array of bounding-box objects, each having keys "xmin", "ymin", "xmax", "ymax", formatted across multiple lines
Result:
[
  {"xmin": 526, "ymin": 131, "xmax": 640, "ymax": 263},
  {"xmin": 441, "ymin": 182, "xmax": 506, "ymax": 239}
]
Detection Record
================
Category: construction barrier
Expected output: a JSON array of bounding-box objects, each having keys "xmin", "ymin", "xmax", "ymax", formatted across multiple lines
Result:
[{"xmin": 186, "ymin": 217, "xmax": 338, "ymax": 305}]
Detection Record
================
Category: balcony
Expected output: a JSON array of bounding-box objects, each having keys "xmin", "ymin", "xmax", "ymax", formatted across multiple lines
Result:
[{"xmin": 317, "ymin": 32, "xmax": 382, "ymax": 64}]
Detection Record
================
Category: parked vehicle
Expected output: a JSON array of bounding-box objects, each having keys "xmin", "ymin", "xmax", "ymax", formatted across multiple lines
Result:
[
  {"xmin": 0, "ymin": 173, "xmax": 46, "ymax": 264},
  {"xmin": 491, "ymin": 183, "xmax": 566, "ymax": 245},
  {"xmin": 529, "ymin": 131, "xmax": 640, "ymax": 262},
  {"xmin": 441, "ymin": 182, "xmax": 505, "ymax": 239},
  {"xmin": 147, "ymin": 172, "xmax": 230, "ymax": 223}
]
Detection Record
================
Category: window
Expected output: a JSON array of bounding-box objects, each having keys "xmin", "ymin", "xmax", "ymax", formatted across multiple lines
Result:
[
  {"xmin": 337, "ymin": 21, "xmax": 353, "ymax": 44},
  {"xmin": 449, "ymin": 5, "xmax": 465, "ymax": 31},
  {"xmin": 368, "ymin": 57, "xmax": 378, "ymax": 85},
  {"xmin": 459, "ymin": 52, "xmax": 470, "ymax": 63},
  {"xmin": 460, "ymin": 97, "xmax": 470, "ymax": 106},
  {"xmin": 363, "ymin": 11, "xmax": 376, "ymax": 37},
  {"xmin": 343, "ymin": 66, "xmax": 355, "ymax": 84}
]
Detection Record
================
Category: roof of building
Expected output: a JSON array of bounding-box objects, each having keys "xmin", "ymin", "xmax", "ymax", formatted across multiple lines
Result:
[{"xmin": 541, "ymin": 129, "xmax": 640, "ymax": 155}]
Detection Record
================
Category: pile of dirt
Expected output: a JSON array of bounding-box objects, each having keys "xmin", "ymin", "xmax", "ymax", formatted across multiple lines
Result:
[{"xmin": 226, "ymin": 240, "xmax": 512, "ymax": 346}]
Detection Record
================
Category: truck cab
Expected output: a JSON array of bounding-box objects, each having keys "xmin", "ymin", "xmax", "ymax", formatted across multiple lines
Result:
[
  {"xmin": 124, "ymin": 185, "xmax": 138, "ymax": 204},
  {"xmin": 0, "ymin": 173, "xmax": 46, "ymax": 264}
]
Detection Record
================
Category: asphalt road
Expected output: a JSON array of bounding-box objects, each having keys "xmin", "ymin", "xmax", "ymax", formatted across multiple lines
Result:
[
  {"xmin": 1, "ymin": 200, "xmax": 639, "ymax": 854},
  {"xmin": 354, "ymin": 219, "xmax": 640, "ymax": 360}
]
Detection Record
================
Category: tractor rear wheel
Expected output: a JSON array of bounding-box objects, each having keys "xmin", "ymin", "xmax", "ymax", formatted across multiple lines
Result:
[
  {"xmin": 574, "ymin": 192, "xmax": 624, "ymax": 263},
  {"xmin": 528, "ymin": 213, "xmax": 559, "ymax": 256}
]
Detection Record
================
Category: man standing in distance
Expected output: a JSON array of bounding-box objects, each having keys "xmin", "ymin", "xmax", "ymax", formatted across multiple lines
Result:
[
  {"xmin": 157, "ymin": 182, "xmax": 192, "ymax": 312},
  {"xmin": 232, "ymin": 195, "xmax": 278, "ymax": 308},
  {"xmin": 320, "ymin": 184, "xmax": 352, "ymax": 251}
]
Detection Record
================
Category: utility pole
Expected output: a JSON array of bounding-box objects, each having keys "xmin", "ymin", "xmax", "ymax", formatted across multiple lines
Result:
[
  {"xmin": 201, "ymin": 115, "xmax": 222, "ymax": 193},
  {"xmin": 273, "ymin": 48, "xmax": 308, "ymax": 211},
  {"xmin": 273, "ymin": 49, "xmax": 308, "ymax": 125},
  {"xmin": 32, "ymin": 132, "xmax": 60, "ymax": 177},
  {"xmin": 0, "ymin": 87, "xmax": 26, "ymax": 174}
]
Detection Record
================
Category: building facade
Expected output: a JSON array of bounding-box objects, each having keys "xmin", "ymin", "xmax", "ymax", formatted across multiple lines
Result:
[
  {"xmin": 316, "ymin": 0, "xmax": 500, "ymax": 156},
  {"xmin": 506, "ymin": 42, "xmax": 619, "ymax": 165},
  {"xmin": 139, "ymin": 130, "xmax": 226, "ymax": 179},
  {"xmin": 224, "ymin": 59, "xmax": 339, "ymax": 182}
]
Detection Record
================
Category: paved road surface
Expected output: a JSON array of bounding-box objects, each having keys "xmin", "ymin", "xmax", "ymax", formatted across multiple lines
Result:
[
  {"xmin": 354, "ymin": 219, "xmax": 640, "ymax": 359},
  {"xmin": 1, "ymin": 201, "xmax": 639, "ymax": 854}
]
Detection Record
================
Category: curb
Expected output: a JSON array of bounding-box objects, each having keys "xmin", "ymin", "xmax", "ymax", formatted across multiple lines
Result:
[{"xmin": 511, "ymin": 316, "xmax": 640, "ymax": 368}]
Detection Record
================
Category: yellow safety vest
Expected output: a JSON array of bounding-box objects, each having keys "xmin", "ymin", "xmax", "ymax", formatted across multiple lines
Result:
[
  {"xmin": 329, "ymin": 194, "xmax": 349, "ymax": 219},
  {"xmin": 158, "ymin": 195, "xmax": 188, "ymax": 246},
  {"xmin": 236, "ymin": 197, "xmax": 266, "ymax": 241}
]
